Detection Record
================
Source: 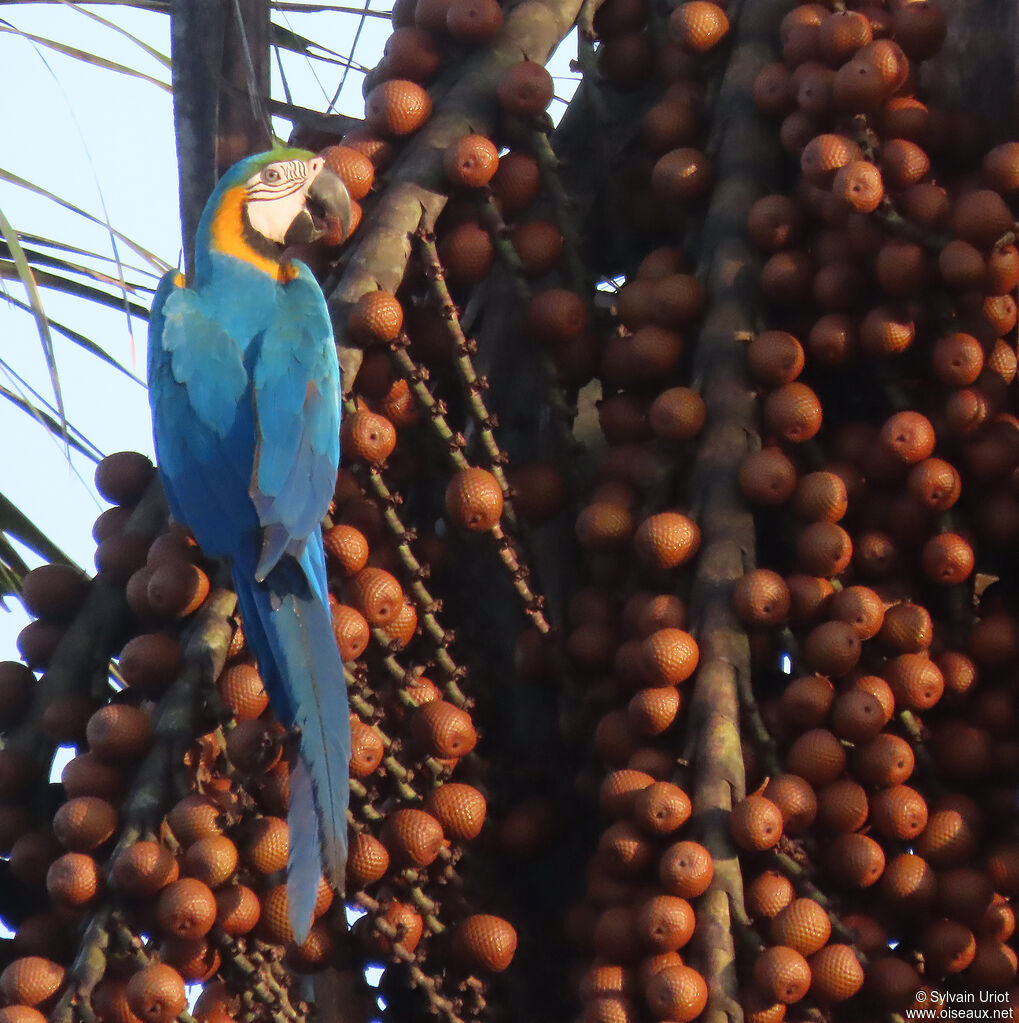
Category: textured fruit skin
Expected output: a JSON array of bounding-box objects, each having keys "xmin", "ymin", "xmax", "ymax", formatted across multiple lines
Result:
[
  {"xmin": 445, "ymin": 467, "xmax": 504, "ymax": 531},
  {"xmin": 754, "ymin": 945, "xmax": 811, "ymax": 1004},
  {"xmin": 125, "ymin": 964, "xmax": 188, "ymax": 1023},
  {"xmin": 453, "ymin": 914, "xmax": 518, "ymax": 971},
  {"xmin": 644, "ymin": 964, "xmax": 708, "ymax": 1021},
  {"xmin": 0, "ymin": 957, "xmax": 65, "ymax": 1008},
  {"xmin": 365, "ymin": 79, "xmax": 433, "ymax": 134}
]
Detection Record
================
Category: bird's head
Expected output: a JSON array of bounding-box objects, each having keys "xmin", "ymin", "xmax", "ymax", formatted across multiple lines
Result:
[{"xmin": 200, "ymin": 148, "xmax": 352, "ymax": 278}]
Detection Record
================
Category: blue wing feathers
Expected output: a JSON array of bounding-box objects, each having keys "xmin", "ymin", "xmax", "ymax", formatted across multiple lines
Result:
[{"xmin": 148, "ymin": 243, "xmax": 347, "ymax": 945}]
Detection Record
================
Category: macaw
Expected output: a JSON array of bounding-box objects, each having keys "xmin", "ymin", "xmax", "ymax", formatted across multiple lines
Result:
[{"xmin": 147, "ymin": 149, "xmax": 353, "ymax": 940}]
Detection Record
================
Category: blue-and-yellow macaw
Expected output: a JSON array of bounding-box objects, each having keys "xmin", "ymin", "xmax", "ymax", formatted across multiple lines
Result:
[{"xmin": 147, "ymin": 149, "xmax": 352, "ymax": 940}]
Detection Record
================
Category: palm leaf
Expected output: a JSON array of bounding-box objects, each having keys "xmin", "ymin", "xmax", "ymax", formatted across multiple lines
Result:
[
  {"xmin": 0, "ymin": 239, "xmax": 154, "ymax": 295},
  {"xmin": 0, "ymin": 168, "xmax": 172, "ymax": 271},
  {"xmin": 0, "ymin": 382, "xmax": 103, "ymax": 461},
  {"xmin": 1, "ymin": 292, "xmax": 146, "ymax": 386},
  {"xmin": 0, "ymin": 208, "xmax": 66, "ymax": 436},
  {"xmin": 0, "ymin": 492, "xmax": 77, "ymax": 601},
  {"xmin": 59, "ymin": 0, "xmax": 171, "ymax": 67},
  {"xmin": 0, "ymin": 261, "xmax": 150, "ymax": 319}
]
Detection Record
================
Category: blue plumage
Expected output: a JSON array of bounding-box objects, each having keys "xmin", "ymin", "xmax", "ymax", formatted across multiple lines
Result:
[{"xmin": 148, "ymin": 150, "xmax": 352, "ymax": 941}]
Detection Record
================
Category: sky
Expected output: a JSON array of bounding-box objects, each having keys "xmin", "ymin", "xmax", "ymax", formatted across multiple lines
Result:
[{"xmin": 0, "ymin": 3, "xmax": 579, "ymax": 664}]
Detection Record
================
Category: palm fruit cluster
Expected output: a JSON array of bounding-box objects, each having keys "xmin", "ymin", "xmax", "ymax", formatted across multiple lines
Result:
[{"xmin": 5, "ymin": 0, "xmax": 1019, "ymax": 1020}]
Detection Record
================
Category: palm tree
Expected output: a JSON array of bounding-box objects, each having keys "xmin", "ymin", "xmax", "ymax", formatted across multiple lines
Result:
[{"xmin": 2, "ymin": 1, "xmax": 1019, "ymax": 1022}]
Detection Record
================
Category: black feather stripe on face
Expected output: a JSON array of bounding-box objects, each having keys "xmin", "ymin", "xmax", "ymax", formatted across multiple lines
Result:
[{"xmin": 241, "ymin": 205, "xmax": 286, "ymax": 260}]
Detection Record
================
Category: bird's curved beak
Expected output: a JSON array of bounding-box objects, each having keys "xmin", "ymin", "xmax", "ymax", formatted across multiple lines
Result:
[{"xmin": 286, "ymin": 164, "xmax": 352, "ymax": 246}]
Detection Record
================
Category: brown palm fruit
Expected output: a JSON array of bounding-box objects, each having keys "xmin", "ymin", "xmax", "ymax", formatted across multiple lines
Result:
[
  {"xmin": 347, "ymin": 832, "xmax": 390, "ymax": 887},
  {"xmin": 633, "ymin": 513, "xmax": 700, "ymax": 571},
  {"xmin": 330, "ymin": 602, "xmax": 370, "ymax": 661},
  {"xmin": 884, "ymin": 653, "xmax": 943, "ymax": 711},
  {"xmin": 763, "ymin": 383, "xmax": 822, "ymax": 443},
  {"xmin": 53, "ymin": 796, "xmax": 117, "ymax": 852},
  {"xmin": 739, "ymin": 447, "xmax": 798, "ymax": 505},
  {"xmin": 785, "ymin": 728, "xmax": 846, "ymax": 786},
  {"xmin": 754, "ymin": 946, "xmax": 811, "ymax": 1004},
  {"xmin": 578, "ymin": 963, "xmax": 635, "ymax": 1001},
  {"xmin": 988, "ymin": 844, "xmax": 1019, "ymax": 896},
  {"xmin": 628, "ymin": 687, "xmax": 681, "ymax": 737},
  {"xmin": 879, "ymin": 601, "xmax": 937, "ymax": 650},
  {"xmin": 932, "ymin": 721, "xmax": 994, "ymax": 779},
  {"xmin": 382, "ymin": 808, "xmax": 445, "ymax": 867},
  {"xmin": 364, "ymin": 79, "xmax": 432, "ymax": 135},
  {"xmin": 987, "ymin": 244, "xmax": 1019, "ymax": 293},
  {"xmin": 920, "ymin": 918, "xmax": 976, "ymax": 974},
  {"xmin": 145, "ymin": 560, "xmax": 209, "ymax": 619},
  {"xmin": 939, "ymin": 239, "xmax": 988, "ymax": 289},
  {"xmin": 753, "ymin": 62, "xmax": 794, "ymax": 117},
  {"xmin": 650, "ymin": 147, "xmax": 712, "ymax": 203},
  {"xmin": 182, "ymin": 835, "xmax": 238, "ymax": 889},
  {"xmin": 13, "ymin": 613, "xmax": 61, "ymax": 671},
  {"xmin": 497, "ymin": 60, "xmax": 554, "ymax": 115},
  {"xmin": 953, "ymin": 189, "xmax": 1013, "ymax": 248},
  {"xmin": 816, "ymin": 778, "xmax": 869, "ymax": 833},
  {"xmin": 0, "ymin": 1007, "xmax": 48, "ymax": 1023},
  {"xmin": 808, "ymin": 944, "xmax": 863, "ymax": 1002},
  {"xmin": 645, "ymin": 387, "xmax": 705, "ymax": 444},
  {"xmin": 359, "ymin": 899, "xmax": 424, "ymax": 957},
  {"xmin": 669, "ymin": 0, "xmax": 728, "ymax": 51},
  {"xmin": 829, "ymin": 687, "xmax": 885, "ymax": 743},
  {"xmin": 968, "ymin": 612, "xmax": 1019, "ymax": 666},
  {"xmin": 980, "ymin": 894, "xmax": 1015, "ymax": 941},
  {"xmin": 0, "ymin": 661, "xmax": 33, "ymax": 728},
  {"xmin": 802, "ymin": 620, "xmax": 861, "ymax": 676},
  {"xmin": 602, "ymin": 326, "xmax": 682, "ymax": 388},
  {"xmin": 730, "ymin": 793, "xmax": 783, "ymax": 851},
  {"xmin": 636, "ymin": 894, "xmax": 695, "ymax": 953},
  {"xmin": 61, "ymin": 752, "xmax": 123, "ymax": 801},
  {"xmin": 653, "ymin": 273, "xmax": 704, "ymax": 328},
  {"xmin": 212, "ymin": 885, "xmax": 260, "ymax": 938},
  {"xmin": 824, "ymin": 833, "xmax": 885, "ymax": 887},
  {"xmin": 633, "ymin": 782, "xmax": 691, "ymax": 835},
  {"xmin": 9, "ymin": 832, "xmax": 61, "ymax": 887},
  {"xmin": 807, "ymin": 313, "xmax": 855, "ymax": 365},
  {"xmin": 20, "ymin": 563, "xmax": 89, "ymax": 621},
  {"xmin": 850, "ymin": 674, "xmax": 895, "ymax": 724},
  {"xmin": 125, "ymin": 964, "xmax": 187, "ymax": 1023},
  {"xmin": 827, "ymin": 585, "xmax": 884, "ymax": 639},
  {"xmin": 156, "ymin": 878, "xmax": 218, "ymax": 940},
  {"xmin": 322, "ymin": 144, "xmax": 374, "ymax": 200},
  {"xmin": 780, "ymin": 674, "xmax": 833, "ymax": 728},
  {"xmin": 796, "ymin": 521, "xmax": 852, "ymax": 577},
  {"xmin": 425, "ymin": 783, "xmax": 486, "ymax": 841},
  {"xmin": 160, "ymin": 936, "xmax": 220, "ymax": 983},
  {"xmin": 879, "ymin": 411, "xmax": 936, "ymax": 465},
  {"xmin": 117, "ymin": 633, "xmax": 183, "ymax": 694},
  {"xmin": 528, "ymin": 288, "xmax": 588, "ymax": 345},
  {"xmin": 600, "ymin": 769, "xmax": 655, "ymax": 817},
  {"xmin": 216, "ymin": 663, "xmax": 268, "ymax": 720},
  {"xmin": 84, "ymin": 702, "xmax": 152, "ymax": 762},
  {"xmin": 596, "ymin": 709, "xmax": 638, "ymax": 764},
  {"xmin": 47, "ymin": 851, "xmax": 102, "ymax": 907},
  {"xmin": 348, "ymin": 566, "xmax": 403, "ymax": 626},
  {"xmin": 769, "ymin": 898, "xmax": 831, "ymax": 956},
  {"xmin": 658, "ymin": 840, "xmax": 713, "ymax": 898},
  {"xmin": 983, "ymin": 141, "xmax": 1019, "ymax": 191},
  {"xmin": 347, "ymin": 290, "xmax": 404, "ymax": 347},
  {"xmin": 763, "ymin": 775, "xmax": 817, "ymax": 835},
  {"xmin": 852, "ymin": 732, "xmax": 914, "ymax": 786},
  {"xmin": 446, "ymin": 0, "xmax": 502, "ymax": 41},
  {"xmin": 95, "ymin": 450, "xmax": 154, "ymax": 505},
  {"xmin": 341, "ymin": 409, "xmax": 397, "ymax": 464},
  {"xmin": 831, "ymin": 160, "xmax": 884, "ymax": 212},
  {"xmin": 869, "ymin": 784, "xmax": 928, "ymax": 841},
  {"xmin": 347, "ymin": 716, "xmax": 384, "ymax": 769},
  {"xmin": 452, "ymin": 915, "xmax": 517, "ymax": 972},
  {"xmin": 747, "ymin": 194, "xmax": 803, "ymax": 250},
  {"xmin": 511, "ymin": 219, "xmax": 564, "ymax": 276},
  {"xmin": 644, "ymin": 964, "xmax": 708, "ymax": 1021},
  {"xmin": 906, "ymin": 458, "xmax": 961, "ymax": 512},
  {"xmin": 801, "ymin": 134, "xmax": 860, "ymax": 183},
  {"xmin": 0, "ymin": 957, "xmax": 65, "ymax": 1008},
  {"xmin": 241, "ymin": 816, "xmax": 289, "ymax": 875},
  {"xmin": 880, "ymin": 852, "xmax": 936, "ymax": 913},
  {"xmin": 490, "ymin": 151, "xmax": 540, "ymax": 215},
  {"xmin": 732, "ymin": 569, "xmax": 790, "ymax": 626},
  {"xmin": 791, "ymin": 471, "xmax": 848, "ymax": 524},
  {"xmin": 745, "ymin": 870, "xmax": 794, "ymax": 920},
  {"xmin": 445, "ymin": 467, "xmax": 503, "ymax": 531},
  {"xmin": 818, "ymin": 9, "xmax": 871, "ymax": 62},
  {"xmin": 864, "ymin": 955, "xmax": 922, "ymax": 1011},
  {"xmin": 412, "ymin": 699, "xmax": 478, "ymax": 758},
  {"xmin": 922, "ymin": 532, "xmax": 975, "ymax": 585},
  {"xmin": 640, "ymin": 628, "xmax": 699, "ymax": 686},
  {"xmin": 599, "ymin": 820, "xmax": 657, "ymax": 875}
]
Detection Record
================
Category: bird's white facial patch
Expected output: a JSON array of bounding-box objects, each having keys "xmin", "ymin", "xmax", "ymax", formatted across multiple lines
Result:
[{"xmin": 244, "ymin": 157, "xmax": 324, "ymax": 244}]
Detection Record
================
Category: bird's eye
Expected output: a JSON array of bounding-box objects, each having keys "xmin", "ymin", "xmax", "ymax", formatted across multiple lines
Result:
[{"xmin": 263, "ymin": 167, "xmax": 282, "ymax": 184}]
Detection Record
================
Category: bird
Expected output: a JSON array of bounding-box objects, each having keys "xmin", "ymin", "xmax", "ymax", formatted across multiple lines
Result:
[{"xmin": 147, "ymin": 148, "xmax": 353, "ymax": 941}]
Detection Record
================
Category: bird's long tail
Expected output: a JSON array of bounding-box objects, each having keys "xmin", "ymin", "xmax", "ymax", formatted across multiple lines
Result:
[{"xmin": 231, "ymin": 539, "xmax": 349, "ymax": 942}]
